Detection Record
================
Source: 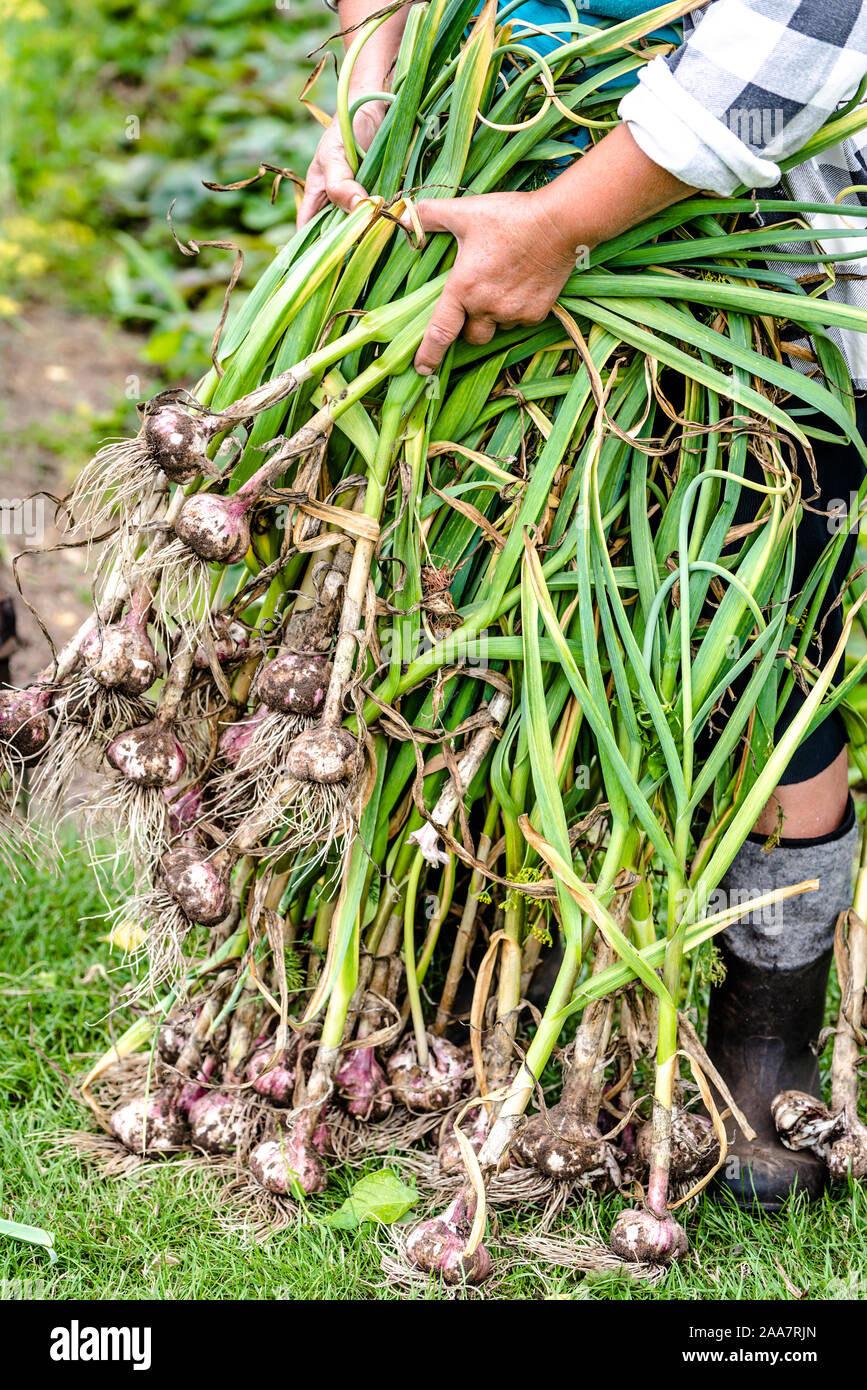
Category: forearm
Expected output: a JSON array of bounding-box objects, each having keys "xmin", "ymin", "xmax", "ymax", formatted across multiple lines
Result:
[
  {"xmin": 336, "ymin": 0, "xmax": 412, "ymax": 97},
  {"xmin": 531, "ymin": 122, "xmax": 695, "ymax": 259}
]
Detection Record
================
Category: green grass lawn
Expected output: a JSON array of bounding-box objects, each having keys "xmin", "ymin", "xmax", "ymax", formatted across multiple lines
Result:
[{"xmin": 1, "ymin": 846, "xmax": 865, "ymax": 1302}]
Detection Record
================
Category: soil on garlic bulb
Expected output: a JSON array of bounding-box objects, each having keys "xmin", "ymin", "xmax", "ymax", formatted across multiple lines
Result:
[
  {"xmin": 636, "ymin": 1106, "xmax": 719, "ymax": 1185},
  {"xmin": 405, "ymin": 1193, "xmax": 491, "ymax": 1285},
  {"xmin": 386, "ymin": 1035, "xmax": 468, "ymax": 1113}
]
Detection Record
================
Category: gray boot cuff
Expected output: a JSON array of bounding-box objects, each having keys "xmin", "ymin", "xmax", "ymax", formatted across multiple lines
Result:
[{"xmin": 713, "ymin": 808, "xmax": 859, "ymax": 971}]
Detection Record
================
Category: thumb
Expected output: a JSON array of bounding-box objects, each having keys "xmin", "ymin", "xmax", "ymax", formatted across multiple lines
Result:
[
  {"xmin": 414, "ymin": 284, "xmax": 466, "ymax": 376},
  {"xmin": 410, "ymin": 197, "xmax": 465, "ymax": 239},
  {"xmin": 326, "ymin": 178, "xmax": 370, "ymax": 215},
  {"xmin": 321, "ymin": 145, "xmax": 370, "ymax": 214}
]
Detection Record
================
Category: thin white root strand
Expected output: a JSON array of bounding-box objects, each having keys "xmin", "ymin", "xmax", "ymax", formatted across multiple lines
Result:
[{"xmin": 210, "ymin": 710, "xmax": 310, "ymax": 826}]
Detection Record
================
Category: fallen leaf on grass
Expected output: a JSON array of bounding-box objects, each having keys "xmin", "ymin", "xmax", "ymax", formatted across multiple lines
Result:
[
  {"xmin": 325, "ymin": 1171, "xmax": 419, "ymax": 1230},
  {"xmin": 0, "ymin": 1217, "xmax": 57, "ymax": 1263}
]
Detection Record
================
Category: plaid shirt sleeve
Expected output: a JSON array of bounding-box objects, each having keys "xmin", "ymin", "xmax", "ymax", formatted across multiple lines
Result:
[{"xmin": 618, "ymin": 0, "xmax": 867, "ymax": 194}]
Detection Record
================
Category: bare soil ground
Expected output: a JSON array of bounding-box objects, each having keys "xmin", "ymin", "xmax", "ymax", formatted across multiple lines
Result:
[{"xmin": 0, "ymin": 305, "xmax": 156, "ymax": 686}]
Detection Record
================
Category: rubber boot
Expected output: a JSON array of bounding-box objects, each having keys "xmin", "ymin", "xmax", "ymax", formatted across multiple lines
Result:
[
  {"xmin": 707, "ymin": 946, "xmax": 831, "ymax": 1210},
  {"xmin": 706, "ymin": 801, "xmax": 858, "ymax": 1212}
]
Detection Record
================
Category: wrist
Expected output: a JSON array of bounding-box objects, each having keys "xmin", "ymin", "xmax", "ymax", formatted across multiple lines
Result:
[
  {"xmin": 527, "ymin": 181, "xmax": 595, "ymax": 271},
  {"xmin": 347, "ymin": 58, "xmax": 398, "ymax": 121}
]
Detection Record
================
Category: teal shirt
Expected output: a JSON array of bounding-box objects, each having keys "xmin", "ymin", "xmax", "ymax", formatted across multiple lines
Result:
[
  {"xmin": 494, "ymin": 0, "xmax": 679, "ymax": 62},
  {"xmin": 478, "ymin": 0, "xmax": 683, "ymax": 153}
]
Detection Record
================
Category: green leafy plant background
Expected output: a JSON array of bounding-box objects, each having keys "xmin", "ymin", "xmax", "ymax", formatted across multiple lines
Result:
[{"xmin": 2, "ymin": 0, "xmax": 334, "ymax": 376}]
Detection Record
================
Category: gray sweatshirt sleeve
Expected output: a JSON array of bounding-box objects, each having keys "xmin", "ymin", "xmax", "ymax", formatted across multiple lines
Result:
[{"xmin": 618, "ymin": 0, "xmax": 867, "ymax": 194}]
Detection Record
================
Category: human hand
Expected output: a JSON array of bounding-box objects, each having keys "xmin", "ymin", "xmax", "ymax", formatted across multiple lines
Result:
[
  {"xmin": 297, "ymin": 0, "xmax": 410, "ymax": 227},
  {"xmin": 297, "ymin": 102, "xmax": 387, "ymax": 227},
  {"xmin": 409, "ymin": 122, "xmax": 696, "ymax": 375},
  {"xmin": 410, "ymin": 190, "xmax": 581, "ymax": 374}
]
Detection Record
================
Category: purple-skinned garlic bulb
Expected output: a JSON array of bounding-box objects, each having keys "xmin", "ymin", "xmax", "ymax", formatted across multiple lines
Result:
[
  {"xmin": 173, "ymin": 493, "xmax": 252, "ymax": 566},
  {"xmin": 107, "ymin": 719, "xmax": 187, "ymax": 787},
  {"xmin": 248, "ymin": 1129, "xmax": 327, "ymax": 1196},
  {"xmin": 386, "ymin": 1035, "xmax": 467, "ymax": 1113},
  {"xmin": 257, "ymin": 653, "xmax": 331, "ymax": 719},
  {"xmin": 188, "ymin": 1090, "xmax": 248, "ymax": 1155},
  {"xmin": 80, "ymin": 593, "xmax": 159, "ymax": 698},
  {"xmin": 110, "ymin": 1095, "xmax": 187, "ymax": 1155},
  {"xmin": 0, "ymin": 686, "xmax": 52, "ymax": 758},
  {"xmin": 164, "ymin": 782, "xmax": 205, "ymax": 838},
  {"xmin": 285, "ymin": 725, "xmax": 357, "ymax": 785},
  {"xmin": 609, "ymin": 1207, "xmax": 688, "ymax": 1265},
  {"xmin": 160, "ymin": 843, "xmax": 233, "ymax": 926},
  {"xmin": 406, "ymin": 1193, "xmax": 491, "ymax": 1285},
  {"xmin": 335, "ymin": 1046, "xmax": 391, "ymax": 1120},
  {"xmin": 246, "ymin": 1040, "xmax": 297, "ymax": 1105},
  {"xmin": 193, "ymin": 620, "xmax": 248, "ymax": 670}
]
